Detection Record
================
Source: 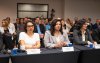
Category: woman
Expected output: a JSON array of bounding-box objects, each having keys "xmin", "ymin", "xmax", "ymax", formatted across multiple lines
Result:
[
  {"xmin": 19, "ymin": 21, "xmax": 40, "ymax": 49},
  {"xmin": 0, "ymin": 19, "xmax": 13, "ymax": 49},
  {"xmin": 73, "ymin": 19, "xmax": 97, "ymax": 45},
  {"xmin": 65, "ymin": 18, "xmax": 73, "ymax": 33},
  {"xmin": 44, "ymin": 19, "xmax": 70, "ymax": 48},
  {"xmin": 61, "ymin": 19, "xmax": 69, "ymax": 33}
]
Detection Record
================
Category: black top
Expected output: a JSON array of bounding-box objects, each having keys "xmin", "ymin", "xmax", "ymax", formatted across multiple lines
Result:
[{"xmin": 73, "ymin": 29, "xmax": 93, "ymax": 45}]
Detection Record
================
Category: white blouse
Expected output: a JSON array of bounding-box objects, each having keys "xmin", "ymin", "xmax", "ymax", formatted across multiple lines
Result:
[
  {"xmin": 82, "ymin": 31, "xmax": 86, "ymax": 41},
  {"xmin": 19, "ymin": 32, "xmax": 40, "ymax": 45}
]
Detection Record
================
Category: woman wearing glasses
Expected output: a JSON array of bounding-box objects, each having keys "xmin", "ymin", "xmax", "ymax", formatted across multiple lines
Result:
[{"xmin": 19, "ymin": 21, "xmax": 40, "ymax": 49}]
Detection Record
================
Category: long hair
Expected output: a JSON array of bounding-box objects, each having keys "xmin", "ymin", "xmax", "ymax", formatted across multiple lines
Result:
[
  {"xmin": 50, "ymin": 19, "xmax": 63, "ymax": 36},
  {"xmin": 2, "ymin": 19, "xmax": 9, "ymax": 27},
  {"xmin": 61, "ymin": 19, "xmax": 66, "ymax": 29},
  {"xmin": 76, "ymin": 19, "xmax": 87, "ymax": 30}
]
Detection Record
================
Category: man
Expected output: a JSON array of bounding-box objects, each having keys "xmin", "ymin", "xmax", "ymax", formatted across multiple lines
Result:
[
  {"xmin": 35, "ymin": 17, "xmax": 45, "ymax": 47},
  {"xmin": 45, "ymin": 18, "xmax": 51, "ymax": 31},
  {"xmin": 93, "ymin": 19, "xmax": 100, "ymax": 29},
  {"xmin": 14, "ymin": 18, "xmax": 20, "ymax": 31}
]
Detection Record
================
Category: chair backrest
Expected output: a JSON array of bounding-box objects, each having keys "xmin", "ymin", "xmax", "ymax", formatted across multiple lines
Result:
[{"xmin": 0, "ymin": 32, "xmax": 3, "ymax": 50}]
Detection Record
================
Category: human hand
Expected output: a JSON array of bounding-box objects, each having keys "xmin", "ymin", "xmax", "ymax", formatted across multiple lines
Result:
[
  {"xmin": 54, "ymin": 42, "xmax": 64, "ymax": 48},
  {"xmin": 32, "ymin": 45, "xmax": 38, "ymax": 49},
  {"xmin": 93, "ymin": 41, "xmax": 97, "ymax": 45},
  {"xmin": 87, "ymin": 41, "xmax": 92, "ymax": 45}
]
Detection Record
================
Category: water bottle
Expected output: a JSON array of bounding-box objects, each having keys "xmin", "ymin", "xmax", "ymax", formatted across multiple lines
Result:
[
  {"xmin": 68, "ymin": 43, "xmax": 73, "ymax": 47},
  {"xmin": 89, "ymin": 43, "xmax": 93, "ymax": 48},
  {"xmin": 11, "ymin": 48, "xmax": 18, "ymax": 55}
]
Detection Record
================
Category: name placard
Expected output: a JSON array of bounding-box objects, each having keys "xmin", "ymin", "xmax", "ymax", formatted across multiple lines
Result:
[
  {"xmin": 26, "ymin": 49, "xmax": 41, "ymax": 54},
  {"xmin": 62, "ymin": 47, "xmax": 74, "ymax": 52}
]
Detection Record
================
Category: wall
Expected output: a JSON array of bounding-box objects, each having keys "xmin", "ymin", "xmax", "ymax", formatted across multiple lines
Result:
[
  {"xmin": 0, "ymin": 0, "xmax": 17, "ymax": 23},
  {"xmin": 0, "ymin": 0, "xmax": 64, "ymax": 24},
  {"xmin": 64, "ymin": 0, "xmax": 100, "ymax": 22},
  {"xmin": 0, "ymin": 0, "xmax": 100, "ymax": 24}
]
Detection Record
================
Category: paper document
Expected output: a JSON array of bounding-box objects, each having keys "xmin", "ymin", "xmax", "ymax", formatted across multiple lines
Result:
[{"xmin": 94, "ymin": 44, "xmax": 100, "ymax": 49}]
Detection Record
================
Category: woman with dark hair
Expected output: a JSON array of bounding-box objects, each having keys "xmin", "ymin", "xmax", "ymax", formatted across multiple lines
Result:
[
  {"xmin": 44, "ymin": 19, "xmax": 70, "ymax": 48},
  {"xmin": 19, "ymin": 21, "xmax": 40, "ymax": 49},
  {"xmin": 73, "ymin": 19, "xmax": 97, "ymax": 45}
]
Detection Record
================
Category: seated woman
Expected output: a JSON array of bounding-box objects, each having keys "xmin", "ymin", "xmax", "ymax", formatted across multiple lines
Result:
[
  {"xmin": 44, "ymin": 19, "xmax": 70, "ymax": 48},
  {"xmin": 73, "ymin": 19, "xmax": 97, "ymax": 45},
  {"xmin": 0, "ymin": 19, "xmax": 13, "ymax": 49},
  {"xmin": 19, "ymin": 21, "xmax": 40, "ymax": 50}
]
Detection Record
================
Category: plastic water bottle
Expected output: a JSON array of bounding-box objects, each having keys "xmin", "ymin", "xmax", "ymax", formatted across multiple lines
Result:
[
  {"xmin": 68, "ymin": 43, "xmax": 73, "ymax": 47},
  {"xmin": 11, "ymin": 48, "xmax": 18, "ymax": 55},
  {"xmin": 89, "ymin": 43, "xmax": 93, "ymax": 48}
]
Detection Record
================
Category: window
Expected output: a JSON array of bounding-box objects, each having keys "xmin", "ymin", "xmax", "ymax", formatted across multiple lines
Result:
[{"xmin": 17, "ymin": 3, "xmax": 49, "ymax": 18}]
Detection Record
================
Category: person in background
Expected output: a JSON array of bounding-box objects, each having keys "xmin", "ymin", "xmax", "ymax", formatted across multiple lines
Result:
[
  {"xmin": 86, "ymin": 18, "xmax": 93, "ymax": 33},
  {"xmin": 18, "ymin": 18, "xmax": 25, "ymax": 32},
  {"xmin": 40, "ymin": 19, "xmax": 45, "ymax": 26},
  {"xmin": 65, "ymin": 18, "xmax": 73, "ymax": 33},
  {"xmin": 44, "ymin": 19, "xmax": 70, "ymax": 48},
  {"xmin": 14, "ymin": 18, "xmax": 20, "ymax": 31},
  {"xmin": 0, "ymin": 19, "xmax": 13, "ymax": 49},
  {"xmin": 73, "ymin": 19, "xmax": 97, "ymax": 45},
  {"xmin": 93, "ymin": 19, "xmax": 100, "ymax": 29},
  {"xmin": 6, "ymin": 17, "xmax": 16, "ymax": 35},
  {"xmin": 6, "ymin": 17, "xmax": 16, "ymax": 48},
  {"xmin": 35, "ymin": 17, "xmax": 45, "ymax": 48},
  {"xmin": 14, "ymin": 18, "xmax": 25, "ymax": 47},
  {"xmin": 92, "ymin": 22, "xmax": 100, "ymax": 44},
  {"xmin": 13, "ymin": 18, "xmax": 20, "ymax": 47},
  {"xmin": 45, "ymin": 18, "xmax": 51, "ymax": 31},
  {"xmin": 48, "ymin": 18, "xmax": 53, "ymax": 25},
  {"xmin": 19, "ymin": 21, "xmax": 40, "ymax": 49},
  {"xmin": 61, "ymin": 19, "xmax": 70, "ymax": 43},
  {"xmin": 35, "ymin": 17, "xmax": 45, "ymax": 35},
  {"xmin": 24, "ymin": 17, "xmax": 29, "ymax": 24},
  {"xmin": 65, "ymin": 18, "xmax": 74, "ymax": 43},
  {"xmin": 61, "ymin": 19, "xmax": 69, "ymax": 33},
  {"xmin": 70, "ymin": 17, "xmax": 79, "ymax": 32}
]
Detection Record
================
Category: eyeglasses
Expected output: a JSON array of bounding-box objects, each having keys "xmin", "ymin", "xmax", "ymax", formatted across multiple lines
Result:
[{"xmin": 27, "ymin": 25, "xmax": 34, "ymax": 27}]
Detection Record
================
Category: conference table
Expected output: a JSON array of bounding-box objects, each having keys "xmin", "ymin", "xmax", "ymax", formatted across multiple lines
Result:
[
  {"xmin": 1, "ymin": 45, "xmax": 100, "ymax": 63},
  {"xmin": 11, "ymin": 47, "xmax": 80, "ymax": 63},
  {"xmin": 0, "ymin": 53, "xmax": 9, "ymax": 63},
  {"xmin": 74, "ymin": 45, "xmax": 100, "ymax": 63}
]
